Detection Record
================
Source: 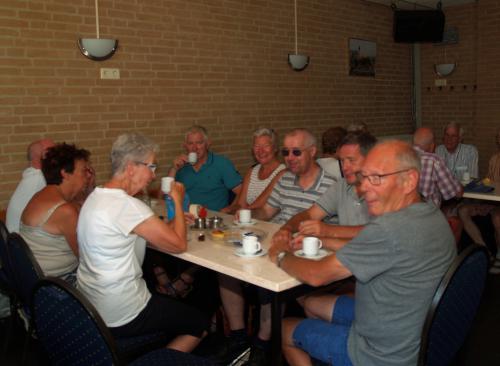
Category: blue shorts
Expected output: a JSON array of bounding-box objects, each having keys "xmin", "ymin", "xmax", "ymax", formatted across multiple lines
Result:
[{"xmin": 293, "ymin": 295, "xmax": 354, "ymax": 366}]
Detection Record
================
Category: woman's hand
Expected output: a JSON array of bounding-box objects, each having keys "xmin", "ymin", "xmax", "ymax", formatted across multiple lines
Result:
[{"xmin": 169, "ymin": 182, "xmax": 185, "ymax": 203}]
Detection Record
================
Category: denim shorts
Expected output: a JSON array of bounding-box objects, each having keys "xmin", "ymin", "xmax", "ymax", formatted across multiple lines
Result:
[{"xmin": 293, "ymin": 295, "xmax": 354, "ymax": 366}]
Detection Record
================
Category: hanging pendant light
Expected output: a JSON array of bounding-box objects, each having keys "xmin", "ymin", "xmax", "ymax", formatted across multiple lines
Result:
[
  {"xmin": 288, "ymin": 0, "xmax": 309, "ymax": 71},
  {"xmin": 78, "ymin": 0, "xmax": 118, "ymax": 61}
]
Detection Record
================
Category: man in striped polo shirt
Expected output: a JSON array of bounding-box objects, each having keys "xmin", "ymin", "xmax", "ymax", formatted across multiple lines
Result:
[{"xmin": 213, "ymin": 128, "xmax": 336, "ymax": 366}]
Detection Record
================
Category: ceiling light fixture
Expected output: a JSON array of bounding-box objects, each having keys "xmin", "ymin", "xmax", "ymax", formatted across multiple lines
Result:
[
  {"xmin": 78, "ymin": 0, "xmax": 118, "ymax": 61},
  {"xmin": 288, "ymin": 0, "xmax": 309, "ymax": 71}
]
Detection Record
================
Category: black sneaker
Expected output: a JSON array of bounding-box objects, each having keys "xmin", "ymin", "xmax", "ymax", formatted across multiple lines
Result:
[
  {"xmin": 210, "ymin": 336, "xmax": 250, "ymax": 365},
  {"xmin": 243, "ymin": 345, "xmax": 270, "ymax": 366}
]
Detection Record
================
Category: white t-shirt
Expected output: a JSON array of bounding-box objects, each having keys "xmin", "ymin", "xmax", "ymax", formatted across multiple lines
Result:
[
  {"xmin": 317, "ymin": 157, "xmax": 342, "ymax": 181},
  {"xmin": 76, "ymin": 187, "xmax": 154, "ymax": 327},
  {"xmin": 6, "ymin": 167, "xmax": 46, "ymax": 233}
]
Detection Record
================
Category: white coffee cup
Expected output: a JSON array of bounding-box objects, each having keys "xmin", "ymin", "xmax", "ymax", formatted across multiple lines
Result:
[
  {"xmin": 161, "ymin": 177, "xmax": 174, "ymax": 194},
  {"xmin": 302, "ymin": 236, "xmax": 323, "ymax": 257},
  {"xmin": 239, "ymin": 209, "xmax": 252, "ymax": 223},
  {"xmin": 242, "ymin": 235, "xmax": 261, "ymax": 254},
  {"xmin": 462, "ymin": 171, "xmax": 470, "ymax": 183},
  {"xmin": 188, "ymin": 152, "xmax": 198, "ymax": 165}
]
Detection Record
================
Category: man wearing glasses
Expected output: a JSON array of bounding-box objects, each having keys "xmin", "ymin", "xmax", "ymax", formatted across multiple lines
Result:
[
  {"xmin": 214, "ymin": 128, "xmax": 336, "ymax": 366},
  {"xmin": 272, "ymin": 132, "xmax": 377, "ymax": 249},
  {"xmin": 270, "ymin": 140, "xmax": 455, "ymax": 366}
]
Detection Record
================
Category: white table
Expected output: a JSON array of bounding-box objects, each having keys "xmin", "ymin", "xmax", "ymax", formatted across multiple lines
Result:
[
  {"xmin": 463, "ymin": 183, "xmax": 500, "ymax": 202},
  {"xmin": 150, "ymin": 208, "xmax": 307, "ymax": 364}
]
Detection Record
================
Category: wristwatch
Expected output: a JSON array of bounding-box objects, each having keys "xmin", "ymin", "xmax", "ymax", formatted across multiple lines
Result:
[{"xmin": 277, "ymin": 251, "xmax": 287, "ymax": 268}]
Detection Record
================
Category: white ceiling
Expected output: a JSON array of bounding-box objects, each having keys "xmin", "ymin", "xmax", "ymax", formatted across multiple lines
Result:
[{"xmin": 364, "ymin": 0, "xmax": 476, "ymax": 10}]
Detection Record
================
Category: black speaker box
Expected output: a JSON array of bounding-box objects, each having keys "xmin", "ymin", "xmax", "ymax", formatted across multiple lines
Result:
[{"xmin": 393, "ymin": 10, "xmax": 445, "ymax": 43}]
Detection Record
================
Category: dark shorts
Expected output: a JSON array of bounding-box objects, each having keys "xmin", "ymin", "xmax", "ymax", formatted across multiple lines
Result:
[
  {"xmin": 293, "ymin": 295, "xmax": 354, "ymax": 366},
  {"xmin": 109, "ymin": 293, "xmax": 209, "ymax": 340}
]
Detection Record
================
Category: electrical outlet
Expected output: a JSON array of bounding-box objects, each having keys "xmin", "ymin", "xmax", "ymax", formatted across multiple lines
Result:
[
  {"xmin": 100, "ymin": 68, "xmax": 120, "ymax": 80},
  {"xmin": 434, "ymin": 79, "xmax": 447, "ymax": 87}
]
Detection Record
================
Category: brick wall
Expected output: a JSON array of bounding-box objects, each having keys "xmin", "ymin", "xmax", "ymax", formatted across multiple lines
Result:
[
  {"xmin": 0, "ymin": 0, "xmax": 413, "ymax": 207},
  {"xmin": 421, "ymin": 0, "xmax": 500, "ymax": 177}
]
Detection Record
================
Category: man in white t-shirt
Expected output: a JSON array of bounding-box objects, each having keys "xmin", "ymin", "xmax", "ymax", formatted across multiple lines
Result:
[{"xmin": 6, "ymin": 138, "xmax": 55, "ymax": 233}]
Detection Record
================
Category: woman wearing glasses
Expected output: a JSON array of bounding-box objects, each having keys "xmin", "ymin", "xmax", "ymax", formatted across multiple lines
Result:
[
  {"xmin": 232, "ymin": 128, "xmax": 286, "ymax": 212},
  {"xmin": 76, "ymin": 132, "xmax": 208, "ymax": 353},
  {"xmin": 20, "ymin": 143, "xmax": 93, "ymax": 285}
]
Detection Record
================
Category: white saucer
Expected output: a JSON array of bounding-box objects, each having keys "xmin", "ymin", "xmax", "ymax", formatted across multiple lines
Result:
[
  {"xmin": 233, "ymin": 219, "xmax": 257, "ymax": 226},
  {"xmin": 294, "ymin": 249, "xmax": 329, "ymax": 260},
  {"xmin": 234, "ymin": 248, "xmax": 268, "ymax": 258}
]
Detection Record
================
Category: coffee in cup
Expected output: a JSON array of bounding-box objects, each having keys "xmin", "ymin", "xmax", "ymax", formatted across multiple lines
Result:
[
  {"xmin": 242, "ymin": 235, "xmax": 261, "ymax": 255},
  {"xmin": 188, "ymin": 152, "xmax": 198, "ymax": 165},
  {"xmin": 302, "ymin": 236, "xmax": 323, "ymax": 257},
  {"xmin": 161, "ymin": 177, "xmax": 174, "ymax": 194},
  {"xmin": 239, "ymin": 209, "xmax": 252, "ymax": 223}
]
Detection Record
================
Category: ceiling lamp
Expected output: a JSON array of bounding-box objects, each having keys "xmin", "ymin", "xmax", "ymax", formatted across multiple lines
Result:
[
  {"xmin": 78, "ymin": 0, "xmax": 118, "ymax": 61},
  {"xmin": 288, "ymin": 0, "xmax": 309, "ymax": 71},
  {"xmin": 434, "ymin": 63, "xmax": 456, "ymax": 77}
]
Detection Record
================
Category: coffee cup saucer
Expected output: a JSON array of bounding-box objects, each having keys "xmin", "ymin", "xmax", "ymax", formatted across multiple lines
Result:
[
  {"xmin": 234, "ymin": 247, "xmax": 268, "ymax": 258},
  {"xmin": 294, "ymin": 249, "xmax": 328, "ymax": 260},
  {"xmin": 233, "ymin": 219, "xmax": 257, "ymax": 227}
]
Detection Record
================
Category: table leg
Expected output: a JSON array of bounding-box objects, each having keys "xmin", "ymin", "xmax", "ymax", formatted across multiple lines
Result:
[{"xmin": 271, "ymin": 292, "xmax": 283, "ymax": 365}]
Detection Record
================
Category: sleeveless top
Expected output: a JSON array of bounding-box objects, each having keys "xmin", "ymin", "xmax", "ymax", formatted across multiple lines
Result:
[
  {"xmin": 20, "ymin": 201, "xmax": 78, "ymax": 279},
  {"xmin": 246, "ymin": 163, "xmax": 286, "ymax": 205}
]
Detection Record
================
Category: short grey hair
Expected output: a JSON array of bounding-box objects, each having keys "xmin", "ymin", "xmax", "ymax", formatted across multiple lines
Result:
[
  {"xmin": 285, "ymin": 128, "xmax": 317, "ymax": 148},
  {"xmin": 393, "ymin": 140, "xmax": 421, "ymax": 173},
  {"xmin": 444, "ymin": 122, "xmax": 464, "ymax": 138},
  {"xmin": 111, "ymin": 132, "xmax": 159, "ymax": 175},
  {"xmin": 253, "ymin": 127, "xmax": 278, "ymax": 151},
  {"xmin": 185, "ymin": 125, "xmax": 209, "ymax": 142}
]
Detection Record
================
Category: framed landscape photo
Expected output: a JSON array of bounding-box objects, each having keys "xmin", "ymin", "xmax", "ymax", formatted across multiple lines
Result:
[{"xmin": 349, "ymin": 38, "xmax": 376, "ymax": 77}]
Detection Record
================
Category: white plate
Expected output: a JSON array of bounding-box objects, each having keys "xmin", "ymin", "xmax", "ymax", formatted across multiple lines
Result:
[
  {"xmin": 234, "ymin": 248, "xmax": 268, "ymax": 258},
  {"xmin": 294, "ymin": 249, "xmax": 329, "ymax": 260},
  {"xmin": 233, "ymin": 219, "xmax": 257, "ymax": 226}
]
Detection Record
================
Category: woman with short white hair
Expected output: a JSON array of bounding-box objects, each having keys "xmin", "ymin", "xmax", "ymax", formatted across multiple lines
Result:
[{"xmin": 77, "ymin": 132, "xmax": 208, "ymax": 352}]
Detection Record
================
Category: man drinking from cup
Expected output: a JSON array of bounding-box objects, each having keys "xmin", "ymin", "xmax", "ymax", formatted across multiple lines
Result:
[
  {"xmin": 168, "ymin": 125, "xmax": 242, "ymax": 212},
  {"xmin": 270, "ymin": 140, "xmax": 456, "ymax": 366}
]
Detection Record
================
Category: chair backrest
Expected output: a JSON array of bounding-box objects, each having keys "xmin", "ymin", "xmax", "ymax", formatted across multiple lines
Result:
[
  {"xmin": 32, "ymin": 277, "xmax": 121, "ymax": 366},
  {"xmin": 418, "ymin": 244, "xmax": 489, "ymax": 366},
  {"xmin": 7, "ymin": 233, "xmax": 44, "ymax": 307},
  {"xmin": 0, "ymin": 220, "xmax": 13, "ymax": 287}
]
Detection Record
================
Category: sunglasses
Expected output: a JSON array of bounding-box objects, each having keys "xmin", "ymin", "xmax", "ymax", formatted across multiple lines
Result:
[{"xmin": 281, "ymin": 147, "xmax": 310, "ymax": 157}]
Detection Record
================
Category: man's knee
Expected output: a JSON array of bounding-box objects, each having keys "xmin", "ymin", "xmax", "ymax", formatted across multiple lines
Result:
[{"xmin": 282, "ymin": 317, "xmax": 301, "ymax": 347}]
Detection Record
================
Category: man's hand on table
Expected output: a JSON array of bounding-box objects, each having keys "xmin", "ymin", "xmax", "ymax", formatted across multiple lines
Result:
[
  {"xmin": 298, "ymin": 220, "xmax": 326, "ymax": 237},
  {"xmin": 268, "ymin": 238, "xmax": 291, "ymax": 265}
]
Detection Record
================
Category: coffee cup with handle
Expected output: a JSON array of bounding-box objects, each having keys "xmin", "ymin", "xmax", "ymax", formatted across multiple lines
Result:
[
  {"xmin": 242, "ymin": 235, "xmax": 261, "ymax": 255},
  {"xmin": 239, "ymin": 209, "xmax": 252, "ymax": 224},
  {"xmin": 188, "ymin": 152, "xmax": 198, "ymax": 165},
  {"xmin": 161, "ymin": 177, "xmax": 174, "ymax": 194},
  {"xmin": 302, "ymin": 236, "xmax": 322, "ymax": 257}
]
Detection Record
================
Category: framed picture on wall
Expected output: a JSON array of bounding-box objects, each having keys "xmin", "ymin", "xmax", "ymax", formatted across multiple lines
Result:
[{"xmin": 349, "ymin": 38, "xmax": 376, "ymax": 77}]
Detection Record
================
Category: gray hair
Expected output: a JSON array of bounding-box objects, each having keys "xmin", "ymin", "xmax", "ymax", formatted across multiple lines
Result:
[
  {"xmin": 393, "ymin": 140, "xmax": 422, "ymax": 173},
  {"xmin": 253, "ymin": 127, "xmax": 278, "ymax": 151},
  {"xmin": 185, "ymin": 125, "xmax": 209, "ymax": 142},
  {"xmin": 444, "ymin": 122, "xmax": 464, "ymax": 139},
  {"xmin": 111, "ymin": 133, "xmax": 159, "ymax": 175},
  {"xmin": 285, "ymin": 128, "xmax": 317, "ymax": 148}
]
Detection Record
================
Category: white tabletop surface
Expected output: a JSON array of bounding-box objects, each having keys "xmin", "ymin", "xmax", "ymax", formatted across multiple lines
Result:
[
  {"xmin": 150, "ymin": 206, "xmax": 303, "ymax": 292},
  {"xmin": 463, "ymin": 182, "xmax": 500, "ymax": 202}
]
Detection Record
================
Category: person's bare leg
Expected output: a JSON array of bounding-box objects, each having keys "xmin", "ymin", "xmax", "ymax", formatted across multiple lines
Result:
[
  {"xmin": 458, "ymin": 204, "xmax": 486, "ymax": 245},
  {"xmin": 218, "ymin": 274, "xmax": 245, "ymax": 330},
  {"xmin": 304, "ymin": 294, "xmax": 339, "ymax": 321},
  {"xmin": 282, "ymin": 318, "xmax": 313, "ymax": 366},
  {"xmin": 167, "ymin": 332, "xmax": 205, "ymax": 352}
]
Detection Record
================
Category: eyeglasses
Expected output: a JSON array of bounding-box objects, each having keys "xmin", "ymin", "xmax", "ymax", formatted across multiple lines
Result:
[
  {"xmin": 281, "ymin": 146, "xmax": 310, "ymax": 157},
  {"xmin": 135, "ymin": 161, "xmax": 157, "ymax": 173},
  {"xmin": 355, "ymin": 169, "xmax": 410, "ymax": 186}
]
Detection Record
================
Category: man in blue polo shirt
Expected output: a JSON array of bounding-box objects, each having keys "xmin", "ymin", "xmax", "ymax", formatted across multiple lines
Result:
[{"xmin": 168, "ymin": 125, "xmax": 242, "ymax": 212}]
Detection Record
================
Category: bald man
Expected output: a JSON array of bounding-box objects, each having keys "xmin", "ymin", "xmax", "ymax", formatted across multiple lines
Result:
[
  {"xmin": 271, "ymin": 140, "xmax": 455, "ymax": 366},
  {"xmin": 413, "ymin": 127, "xmax": 462, "ymax": 207},
  {"xmin": 6, "ymin": 138, "xmax": 55, "ymax": 232}
]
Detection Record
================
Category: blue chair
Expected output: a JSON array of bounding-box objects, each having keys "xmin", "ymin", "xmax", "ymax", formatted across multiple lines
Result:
[
  {"xmin": 32, "ymin": 277, "xmax": 215, "ymax": 365},
  {"xmin": 6, "ymin": 232, "xmax": 44, "ymax": 362},
  {"xmin": 418, "ymin": 244, "xmax": 489, "ymax": 366}
]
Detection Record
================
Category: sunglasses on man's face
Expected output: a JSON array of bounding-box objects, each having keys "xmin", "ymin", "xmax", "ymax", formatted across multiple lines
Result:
[{"xmin": 281, "ymin": 148, "xmax": 303, "ymax": 157}]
